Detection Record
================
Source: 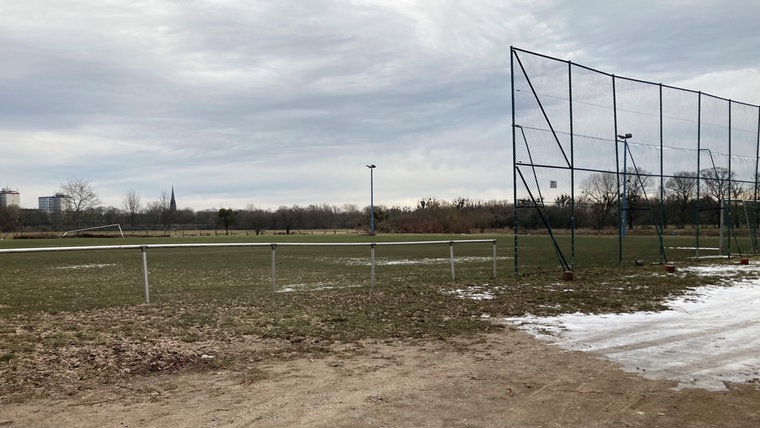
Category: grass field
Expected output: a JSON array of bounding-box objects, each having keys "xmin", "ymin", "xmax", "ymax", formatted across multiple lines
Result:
[{"xmin": 0, "ymin": 232, "xmax": 750, "ymax": 402}]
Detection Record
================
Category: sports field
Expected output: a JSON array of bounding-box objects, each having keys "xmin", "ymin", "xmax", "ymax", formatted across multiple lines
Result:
[{"xmin": 1, "ymin": 233, "xmax": 758, "ymax": 426}]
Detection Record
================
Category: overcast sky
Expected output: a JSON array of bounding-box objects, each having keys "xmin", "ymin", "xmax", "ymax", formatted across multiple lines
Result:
[{"xmin": 2, "ymin": 1, "xmax": 760, "ymax": 211}]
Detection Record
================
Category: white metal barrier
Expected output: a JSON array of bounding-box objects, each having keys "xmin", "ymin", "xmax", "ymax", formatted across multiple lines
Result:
[{"xmin": 0, "ymin": 240, "xmax": 497, "ymax": 303}]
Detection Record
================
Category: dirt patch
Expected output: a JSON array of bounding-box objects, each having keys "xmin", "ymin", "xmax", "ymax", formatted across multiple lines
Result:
[
  {"xmin": 2, "ymin": 329, "xmax": 759, "ymax": 427},
  {"xmin": 1, "ymin": 265, "xmax": 755, "ymax": 426}
]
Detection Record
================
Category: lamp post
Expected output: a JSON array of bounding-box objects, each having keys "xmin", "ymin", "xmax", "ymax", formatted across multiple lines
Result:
[
  {"xmin": 617, "ymin": 133, "xmax": 632, "ymax": 238},
  {"xmin": 366, "ymin": 164, "xmax": 376, "ymax": 235}
]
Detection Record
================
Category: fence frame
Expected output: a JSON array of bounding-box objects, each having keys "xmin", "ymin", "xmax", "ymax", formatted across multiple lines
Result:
[
  {"xmin": 511, "ymin": 46, "xmax": 760, "ymax": 275},
  {"xmin": 0, "ymin": 239, "xmax": 497, "ymax": 303}
]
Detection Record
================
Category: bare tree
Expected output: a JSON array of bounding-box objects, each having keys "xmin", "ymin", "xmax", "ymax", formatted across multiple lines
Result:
[
  {"xmin": 417, "ymin": 197, "xmax": 441, "ymax": 210},
  {"xmin": 622, "ymin": 167, "xmax": 654, "ymax": 230},
  {"xmin": 157, "ymin": 191, "xmax": 173, "ymax": 230},
  {"xmin": 700, "ymin": 167, "xmax": 747, "ymax": 228},
  {"xmin": 665, "ymin": 172, "xmax": 697, "ymax": 227},
  {"xmin": 452, "ymin": 197, "xmax": 470, "ymax": 211},
  {"xmin": 554, "ymin": 194, "xmax": 572, "ymax": 209},
  {"xmin": 580, "ymin": 172, "xmax": 618, "ymax": 230},
  {"xmin": 60, "ymin": 178, "xmax": 100, "ymax": 226},
  {"xmin": 701, "ymin": 167, "xmax": 744, "ymax": 205},
  {"xmin": 145, "ymin": 201, "xmax": 164, "ymax": 227},
  {"xmin": 242, "ymin": 204, "xmax": 267, "ymax": 235},
  {"xmin": 0, "ymin": 205, "xmax": 20, "ymax": 238},
  {"xmin": 276, "ymin": 206, "xmax": 295, "ymax": 234},
  {"xmin": 122, "ymin": 189, "xmax": 141, "ymax": 229}
]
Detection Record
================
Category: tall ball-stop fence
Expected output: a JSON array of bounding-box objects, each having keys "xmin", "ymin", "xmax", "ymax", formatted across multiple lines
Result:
[{"xmin": 511, "ymin": 47, "xmax": 760, "ymax": 275}]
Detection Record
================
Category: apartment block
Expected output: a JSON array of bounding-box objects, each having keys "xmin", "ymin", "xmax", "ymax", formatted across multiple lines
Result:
[
  {"xmin": 38, "ymin": 193, "xmax": 71, "ymax": 214},
  {"xmin": 0, "ymin": 187, "xmax": 20, "ymax": 208}
]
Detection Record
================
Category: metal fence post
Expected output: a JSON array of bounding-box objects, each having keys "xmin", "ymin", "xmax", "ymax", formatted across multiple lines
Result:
[
  {"xmin": 449, "ymin": 241, "xmax": 455, "ymax": 280},
  {"xmin": 140, "ymin": 245, "xmax": 150, "ymax": 304},
  {"xmin": 370, "ymin": 243, "xmax": 376, "ymax": 288},
  {"xmin": 492, "ymin": 240, "xmax": 497, "ymax": 278},
  {"xmin": 270, "ymin": 243, "xmax": 277, "ymax": 294}
]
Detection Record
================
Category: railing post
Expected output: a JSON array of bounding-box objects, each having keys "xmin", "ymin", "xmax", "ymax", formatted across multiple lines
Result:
[
  {"xmin": 270, "ymin": 243, "xmax": 277, "ymax": 294},
  {"xmin": 140, "ymin": 245, "xmax": 150, "ymax": 304},
  {"xmin": 449, "ymin": 241, "xmax": 455, "ymax": 280},
  {"xmin": 492, "ymin": 240, "xmax": 497, "ymax": 278},
  {"xmin": 370, "ymin": 243, "xmax": 376, "ymax": 288}
]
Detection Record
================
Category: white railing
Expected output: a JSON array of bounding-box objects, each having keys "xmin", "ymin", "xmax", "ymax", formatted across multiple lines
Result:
[{"xmin": 0, "ymin": 239, "xmax": 497, "ymax": 303}]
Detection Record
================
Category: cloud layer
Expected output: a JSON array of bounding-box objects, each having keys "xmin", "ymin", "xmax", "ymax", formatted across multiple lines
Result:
[{"xmin": 2, "ymin": 0, "xmax": 759, "ymax": 210}]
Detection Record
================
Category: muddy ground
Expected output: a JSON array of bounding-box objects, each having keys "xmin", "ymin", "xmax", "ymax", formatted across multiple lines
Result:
[{"xmin": 3, "ymin": 328, "xmax": 759, "ymax": 427}]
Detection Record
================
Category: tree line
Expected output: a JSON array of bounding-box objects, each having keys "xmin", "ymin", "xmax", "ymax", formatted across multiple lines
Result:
[
  {"xmin": 0, "ymin": 179, "xmax": 515, "ymax": 236},
  {"xmin": 1, "ymin": 170, "xmax": 758, "ymax": 237},
  {"xmin": 0, "ymin": 197, "xmax": 514, "ymax": 237},
  {"xmin": 562, "ymin": 167, "xmax": 757, "ymax": 231}
]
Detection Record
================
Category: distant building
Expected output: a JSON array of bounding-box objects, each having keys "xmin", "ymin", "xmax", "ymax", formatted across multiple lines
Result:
[
  {"xmin": 0, "ymin": 187, "xmax": 20, "ymax": 208},
  {"xmin": 38, "ymin": 193, "xmax": 71, "ymax": 214}
]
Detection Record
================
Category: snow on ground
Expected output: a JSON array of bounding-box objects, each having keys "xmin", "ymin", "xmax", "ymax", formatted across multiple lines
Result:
[
  {"xmin": 506, "ymin": 264, "xmax": 760, "ymax": 391},
  {"xmin": 333, "ymin": 256, "xmax": 511, "ymax": 267},
  {"xmin": 53, "ymin": 263, "xmax": 115, "ymax": 270},
  {"xmin": 448, "ymin": 285, "xmax": 500, "ymax": 300},
  {"xmin": 279, "ymin": 283, "xmax": 364, "ymax": 293}
]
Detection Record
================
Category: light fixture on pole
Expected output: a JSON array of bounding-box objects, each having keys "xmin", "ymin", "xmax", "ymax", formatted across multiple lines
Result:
[
  {"xmin": 366, "ymin": 164, "xmax": 376, "ymax": 235},
  {"xmin": 617, "ymin": 133, "xmax": 632, "ymax": 237}
]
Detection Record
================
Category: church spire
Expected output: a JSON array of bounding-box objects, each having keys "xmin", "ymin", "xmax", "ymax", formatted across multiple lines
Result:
[{"xmin": 169, "ymin": 186, "xmax": 177, "ymax": 212}]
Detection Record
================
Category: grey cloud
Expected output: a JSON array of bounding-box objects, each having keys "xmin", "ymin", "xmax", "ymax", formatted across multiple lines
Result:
[
  {"xmin": 1, "ymin": 0, "xmax": 758, "ymax": 210},
  {"xmin": 547, "ymin": 1, "xmax": 760, "ymax": 79}
]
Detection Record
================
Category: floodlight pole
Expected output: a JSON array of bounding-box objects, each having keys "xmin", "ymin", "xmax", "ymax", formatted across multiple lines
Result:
[
  {"xmin": 618, "ymin": 133, "xmax": 632, "ymax": 238},
  {"xmin": 366, "ymin": 164, "xmax": 376, "ymax": 235}
]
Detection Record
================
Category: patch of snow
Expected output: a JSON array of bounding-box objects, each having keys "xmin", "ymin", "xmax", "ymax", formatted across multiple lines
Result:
[
  {"xmin": 680, "ymin": 263, "xmax": 760, "ymax": 278},
  {"xmin": 54, "ymin": 263, "xmax": 115, "ymax": 270},
  {"xmin": 448, "ymin": 285, "xmax": 498, "ymax": 300},
  {"xmin": 334, "ymin": 256, "xmax": 512, "ymax": 267},
  {"xmin": 505, "ymin": 265, "xmax": 760, "ymax": 391},
  {"xmin": 278, "ymin": 283, "xmax": 364, "ymax": 293}
]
